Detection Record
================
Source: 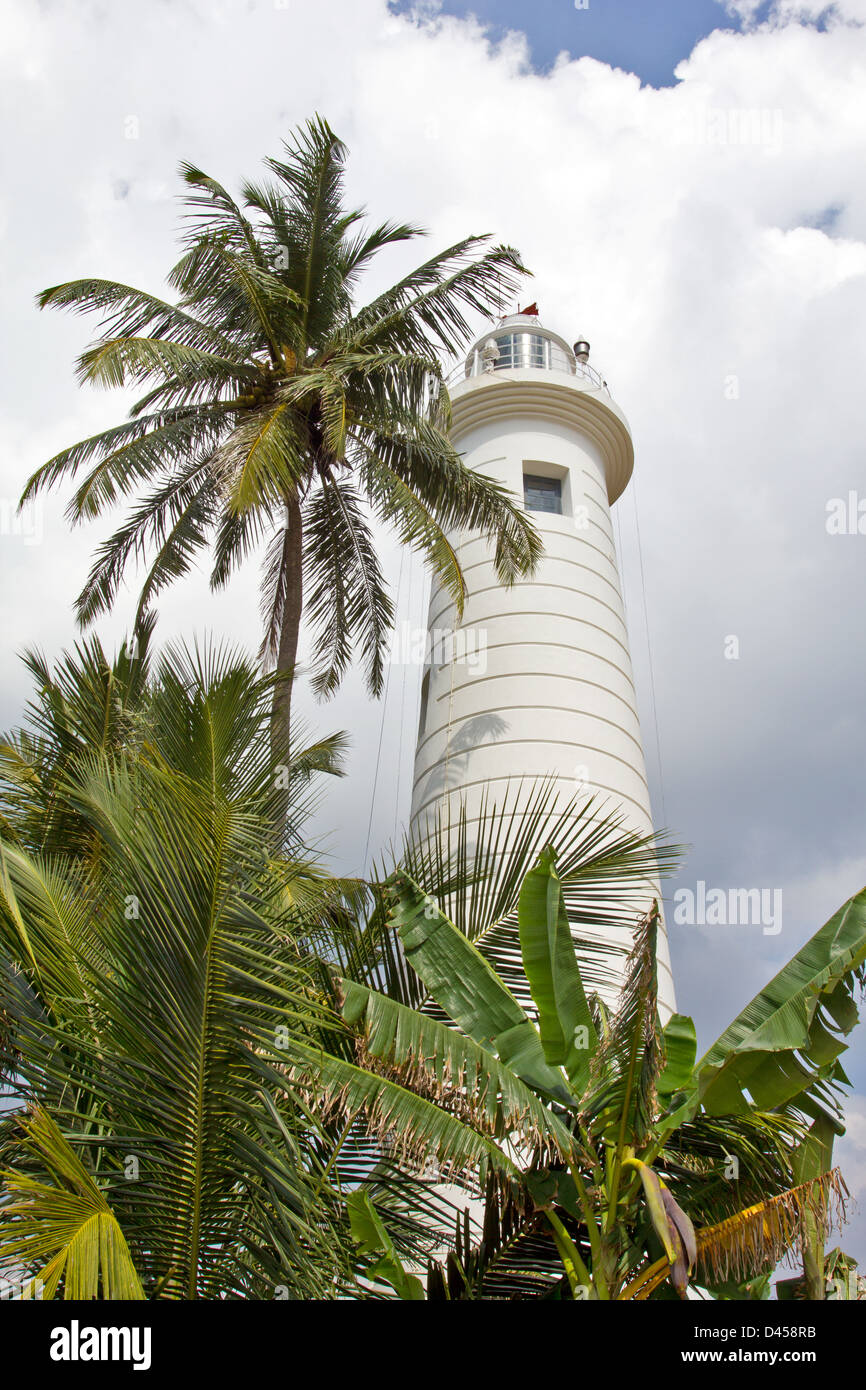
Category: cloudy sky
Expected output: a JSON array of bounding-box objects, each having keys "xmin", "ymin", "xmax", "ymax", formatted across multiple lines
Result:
[{"xmin": 2, "ymin": 0, "xmax": 865, "ymax": 1262}]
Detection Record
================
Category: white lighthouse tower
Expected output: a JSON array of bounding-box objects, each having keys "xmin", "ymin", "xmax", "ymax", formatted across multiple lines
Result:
[{"xmin": 409, "ymin": 311, "xmax": 675, "ymax": 1015}]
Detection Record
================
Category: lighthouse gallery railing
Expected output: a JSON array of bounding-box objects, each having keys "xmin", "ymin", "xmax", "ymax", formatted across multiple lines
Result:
[{"xmin": 444, "ymin": 341, "xmax": 611, "ymax": 395}]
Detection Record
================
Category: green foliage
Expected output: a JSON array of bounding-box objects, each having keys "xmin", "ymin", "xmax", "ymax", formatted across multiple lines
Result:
[
  {"xmin": 0, "ymin": 1109, "xmax": 145, "ymax": 1301},
  {"xmin": 386, "ymin": 868, "xmax": 571, "ymax": 1102},
  {"xmin": 346, "ymin": 1190, "xmax": 425, "ymax": 1300},
  {"xmin": 518, "ymin": 845, "xmax": 596, "ymax": 1086},
  {"xmin": 329, "ymin": 816, "xmax": 866, "ymax": 1301},
  {"xmin": 3, "ymin": 613, "xmax": 863, "ymax": 1301},
  {"xmin": 688, "ymin": 892, "xmax": 866, "ymax": 1130},
  {"xmin": 0, "ymin": 634, "xmax": 363, "ymax": 1299}
]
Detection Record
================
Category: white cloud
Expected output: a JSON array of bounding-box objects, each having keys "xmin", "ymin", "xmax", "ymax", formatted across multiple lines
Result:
[
  {"xmin": 834, "ymin": 1094, "xmax": 866, "ymax": 1264},
  {"xmin": 836, "ymin": 1095, "xmax": 866, "ymax": 1195},
  {"xmin": 726, "ymin": 0, "xmax": 866, "ymax": 25}
]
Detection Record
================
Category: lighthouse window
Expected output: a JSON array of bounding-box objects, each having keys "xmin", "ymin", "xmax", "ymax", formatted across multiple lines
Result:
[
  {"xmin": 523, "ymin": 473, "xmax": 562, "ymax": 514},
  {"xmin": 494, "ymin": 333, "xmax": 548, "ymax": 370},
  {"xmin": 418, "ymin": 669, "xmax": 430, "ymax": 740}
]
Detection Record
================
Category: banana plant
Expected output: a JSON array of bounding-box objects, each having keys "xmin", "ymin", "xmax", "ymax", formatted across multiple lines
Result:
[
  {"xmin": 346, "ymin": 1189, "xmax": 425, "ymax": 1300},
  {"xmin": 317, "ymin": 847, "xmax": 866, "ymax": 1299}
]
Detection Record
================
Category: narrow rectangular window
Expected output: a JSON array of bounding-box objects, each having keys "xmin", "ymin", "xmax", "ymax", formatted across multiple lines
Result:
[
  {"xmin": 523, "ymin": 473, "xmax": 562, "ymax": 514},
  {"xmin": 418, "ymin": 669, "xmax": 430, "ymax": 741}
]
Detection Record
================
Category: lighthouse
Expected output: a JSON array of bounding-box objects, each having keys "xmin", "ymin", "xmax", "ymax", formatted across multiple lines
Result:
[{"xmin": 409, "ymin": 311, "xmax": 675, "ymax": 1016}]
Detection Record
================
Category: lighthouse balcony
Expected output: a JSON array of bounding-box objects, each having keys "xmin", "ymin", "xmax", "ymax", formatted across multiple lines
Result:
[{"xmin": 446, "ymin": 326, "xmax": 610, "ymax": 395}]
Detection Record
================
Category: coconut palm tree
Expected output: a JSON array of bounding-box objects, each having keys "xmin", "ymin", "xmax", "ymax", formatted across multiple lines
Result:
[
  {"xmin": 21, "ymin": 117, "xmax": 541, "ymax": 751},
  {"xmin": 0, "ymin": 613, "xmax": 157, "ymax": 859},
  {"xmin": 0, "ymin": 634, "xmax": 391, "ymax": 1298},
  {"xmin": 312, "ymin": 818, "xmax": 866, "ymax": 1299}
]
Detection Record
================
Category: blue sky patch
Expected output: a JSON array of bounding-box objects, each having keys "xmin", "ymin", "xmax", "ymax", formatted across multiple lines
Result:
[{"xmin": 389, "ymin": 0, "xmax": 739, "ymax": 87}]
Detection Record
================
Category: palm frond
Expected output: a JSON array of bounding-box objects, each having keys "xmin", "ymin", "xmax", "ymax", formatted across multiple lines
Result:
[
  {"xmin": 640, "ymin": 1171, "xmax": 848, "ymax": 1296},
  {"xmin": 0, "ymin": 637, "xmax": 357, "ymax": 1298},
  {"xmin": 400, "ymin": 779, "xmax": 677, "ymax": 1010},
  {"xmin": 303, "ymin": 479, "xmax": 393, "ymax": 698},
  {"xmin": 292, "ymin": 1045, "xmax": 522, "ymax": 1187},
  {"xmin": 340, "ymin": 979, "xmax": 574, "ymax": 1159},
  {"xmin": 0, "ymin": 1109, "xmax": 144, "ymax": 1300},
  {"xmin": 36, "ymin": 277, "xmax": 240, "ymax": 354},
  {"xmin": 351, "ymin": 235, "xmax": 527, "ymax": 357}
]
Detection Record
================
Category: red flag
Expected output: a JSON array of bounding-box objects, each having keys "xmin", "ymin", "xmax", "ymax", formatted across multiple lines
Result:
[{"xmin": 520, "ymin": 302, "xmax": 539, "ymax": 317}]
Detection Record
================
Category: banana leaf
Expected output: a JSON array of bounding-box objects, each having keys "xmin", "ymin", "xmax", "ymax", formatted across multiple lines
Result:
[
  {"xmin": 517, "ymin": 847, "xmax": 596, "ymax": 1088},
  {"xmin": 680, "ymin": 889, "xmax": 866, "ymax": 1130},
  {"xmin": 386, "ymin": 869, "xmax": 573, "ymax": 1104}
]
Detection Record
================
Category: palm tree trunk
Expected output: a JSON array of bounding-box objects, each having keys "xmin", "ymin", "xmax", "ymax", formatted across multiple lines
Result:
[{"xmin": 271, "ymin": 493, "xmax": 303, "ymax": 763}]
